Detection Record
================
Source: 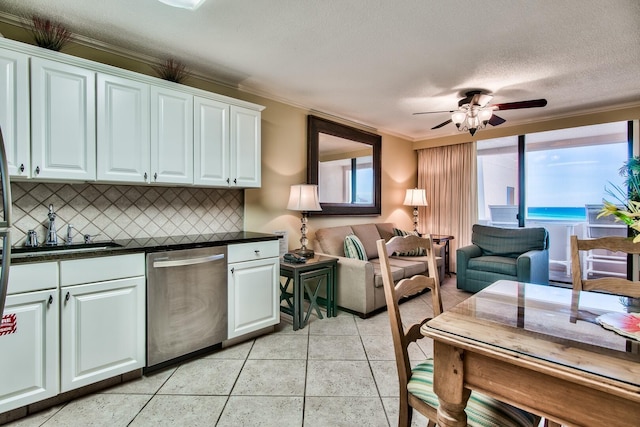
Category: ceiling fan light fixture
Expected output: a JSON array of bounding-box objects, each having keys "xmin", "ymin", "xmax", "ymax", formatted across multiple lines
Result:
[
  {"xmin": 157, "ymin": 0, "xmax": 206, "ymax": 10},
  {"xmin": 451, "ymin": 111, "xmax": 466, "ymax": 126},
  {"xmin": 479, "ymin": 108, "xmax": 493, "ymax": 125}
]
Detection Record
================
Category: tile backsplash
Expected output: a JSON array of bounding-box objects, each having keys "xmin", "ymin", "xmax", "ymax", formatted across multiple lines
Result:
[{"xmin": 10, "ymin": 181, "xmax": 243, "ymax": 247}]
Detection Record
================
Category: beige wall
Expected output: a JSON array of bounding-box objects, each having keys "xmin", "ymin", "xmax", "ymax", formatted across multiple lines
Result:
[{"xmin": 0, "ymin": 21, "xmax": 419, "ymax": 251}]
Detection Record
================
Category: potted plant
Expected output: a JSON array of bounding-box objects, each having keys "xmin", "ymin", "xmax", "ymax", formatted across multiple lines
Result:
[{"xmin": 600, "ymin": 156, "xmax": 640, "ymax": 241}]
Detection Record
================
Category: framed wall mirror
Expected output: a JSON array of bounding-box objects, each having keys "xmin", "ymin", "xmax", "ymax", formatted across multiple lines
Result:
[{"xmin": 307, "ymin": 115, "xmax": 381, "ymax": 215}]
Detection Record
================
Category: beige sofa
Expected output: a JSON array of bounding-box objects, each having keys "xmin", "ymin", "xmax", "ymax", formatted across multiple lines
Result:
[{"xmin": 313, "ymin": 223, "xmax": 444, "ymax": 317}]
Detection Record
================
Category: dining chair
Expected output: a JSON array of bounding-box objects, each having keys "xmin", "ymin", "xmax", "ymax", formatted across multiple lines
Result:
[
  {"xmin": 376, "ymin": 235, "xmax": 540, "ymax": 427},
  {"xmin": 570, "ymin": 235, "xmax": 640, "ymax": 321}
]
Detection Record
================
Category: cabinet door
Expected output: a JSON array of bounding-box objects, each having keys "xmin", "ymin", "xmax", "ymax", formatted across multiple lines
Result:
[
  {"xmin": 31, "ymin": 57, "xmax": 96, "ymax": 181},
  {"xmin": 0, "ymin": 49, "xmax": 29, "ymax": 177},
  {"xmin": 150, "ymin": 86, "xmax": 193, "ymax": 185},
  {"xmin": 228, "ymin": 257, "xmax": 279, "ymax": 339},
  {"xmin": 194, "ymin": 96, "xmax": 229, "ymax": 186},
  {"xmin": 60, "ymin": 276, "xmax": 145, "ymax": 392},
  {"xmin": 0, "ymin": 289, "xmax": 59, "ymax": 413},
  {"xmin": 230, "ymin": 105, "xmax": 261, "ymax": 188},
  {"xmin": 97, "ymin": 74, "xmax": 150, "ymax": 183}
]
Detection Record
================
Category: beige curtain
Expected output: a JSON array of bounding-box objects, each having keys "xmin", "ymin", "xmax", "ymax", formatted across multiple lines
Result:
[{"xmin": 417, "ymin": 142, "xmax": 477, "ymax": 273}]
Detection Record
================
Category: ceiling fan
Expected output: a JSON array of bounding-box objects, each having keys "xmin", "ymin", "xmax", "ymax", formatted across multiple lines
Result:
[{"xmin": 414, "ymin": 90, "xmax": 547, "ymax": 136}]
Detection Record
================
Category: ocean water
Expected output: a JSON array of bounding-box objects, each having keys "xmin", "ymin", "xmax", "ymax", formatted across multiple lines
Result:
[{"xmin": 527, "ymin": 207, "xmax": 587, "ymax": 221}]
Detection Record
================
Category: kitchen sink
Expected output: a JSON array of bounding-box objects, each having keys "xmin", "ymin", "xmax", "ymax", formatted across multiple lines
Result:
[{"xmin": 10, "ymin": 241, "xmax": 123, "ymax": 256}]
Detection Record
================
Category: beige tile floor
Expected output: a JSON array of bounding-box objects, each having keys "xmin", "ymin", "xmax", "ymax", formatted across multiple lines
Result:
[{"xmin": 5, "ymin": 277, "xmax": 472, "ymax": 427}]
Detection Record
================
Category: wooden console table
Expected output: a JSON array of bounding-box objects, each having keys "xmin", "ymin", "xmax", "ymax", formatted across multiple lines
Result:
[{"xmin": 432, "ymin": 234, "xmax": 454, "ymax": 277}]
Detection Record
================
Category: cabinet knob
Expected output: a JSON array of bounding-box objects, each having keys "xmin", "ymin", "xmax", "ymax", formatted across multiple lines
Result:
[
  {"xmin": 226, "ymin": 178, "xmax": 230, "ymax": 184},
  {"xmin": 48, "ymin": 295, "xmax": 53, "ymax": 306},
  {"xmin": 154, "ymin": 172, "xmax": 158, "ymax": 181},
  {"xmin": 234, "ymin": 178, "xmax": 237, "ymax": 184},
  {"xmin": 144, "ymin": 172, "xmax": 148, "ymax": 180},
  {"xmin": 230, "ymin": 267, "xmax": 235, "ymax": 274},
  {"xmin": 65, "ymin": 292, "xmax": 70, "ymax": 303},
  {"xmin": 19, "ymin": 163, "xmax": 24, "ymax": 173},
  {"xmin": 35, "ymin": 166, "xmax": 40, "ymax": 175},
  {"xmin": 254, "ymin": 250, "xmax": 260, "ymax": 255}
]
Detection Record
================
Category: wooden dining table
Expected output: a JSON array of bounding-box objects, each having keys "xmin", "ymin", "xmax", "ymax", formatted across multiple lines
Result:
[{"xmin": 420, "ymin": 280, "xmax": 640, "ymax": 427}]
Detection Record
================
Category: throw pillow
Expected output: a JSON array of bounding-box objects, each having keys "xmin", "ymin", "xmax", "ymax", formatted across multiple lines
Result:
[
  {"xmin": 393, "ymin": 227, "xmax": 419, "ymax": 237},
  {"xmin": 344, "ymin": 234, "xmax": 368, "ymax": 261},
  {"xmin": 393, "ymin": 247, "xmax": 427, "ymax": 257}
]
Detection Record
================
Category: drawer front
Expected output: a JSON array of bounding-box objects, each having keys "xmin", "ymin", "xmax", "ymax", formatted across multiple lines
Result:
[
  {"xmin": 60, "ymin": 253, "xmax": 145, "ymax": 286},
  {"xmin": 7, "ymin": 262, "xmax": 59, "ymax": 294},
  {"xmin": 228, "ymin": 240, "xmax": 278, "ymax": 263}
]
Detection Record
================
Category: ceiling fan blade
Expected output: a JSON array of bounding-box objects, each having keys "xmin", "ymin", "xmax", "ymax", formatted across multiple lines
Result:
[
  {"xmin": 413, "ymin": 110, "xmax": 454, "ymax": 115},
  {"xmin": 431, "ymin": 119, "xmax": 452, "ymax": 129},
  {"xmin": 493, "ymin": 99, "xmax": 547, "ymax": 111},
  {"xmin": 488, "ymin": 114, "xmax": 506, "ymax": 126}
]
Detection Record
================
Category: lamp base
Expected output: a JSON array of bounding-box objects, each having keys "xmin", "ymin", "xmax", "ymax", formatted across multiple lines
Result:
[{"xmin": 294, "ymin": 248, "xmax": 315, "ymax": 258}]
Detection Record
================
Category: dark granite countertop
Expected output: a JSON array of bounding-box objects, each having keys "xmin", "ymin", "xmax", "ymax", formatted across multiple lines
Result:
[{"xmin": 9, "ymin": 231, "xmax": 279, "ymax": 264}]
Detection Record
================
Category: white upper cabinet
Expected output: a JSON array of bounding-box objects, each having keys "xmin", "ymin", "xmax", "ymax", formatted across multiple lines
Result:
[
  {"xmin": 0, "ymin": 49, "xmax": 29, "ymax": 177},
  {"xmin": 194, "ymin": 97, "xmax": 230, "ymax": 186},
  {"xmin": 97, "ymin": 73, "xmax": 150, "ymax": 183},
  {"xmin": 0, "ymin": 38, "xmax": 264, "ymax": 187},
  {"xmin": 230, "ymin": 105, "xmax": 261, "ymax": 188},
  {"xmin": 195, "ymin": 100, "xmax": 262, "ymax": 188},
  {"xmin": 31, "ymin": 57, "xmax": 96, "ymax": 181},
  {"xmin": 151, "ymin": 86, "xmax": 193, "ymax": 185}
]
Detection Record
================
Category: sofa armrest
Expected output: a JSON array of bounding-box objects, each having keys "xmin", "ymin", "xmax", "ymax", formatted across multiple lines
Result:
[
  {"xmin": 315, "ymin": 252, "xmax": 375, "ymax": 314},
  {"xmin": 517, "ymin": 249, "xmax": 550, "ymax": 285}
]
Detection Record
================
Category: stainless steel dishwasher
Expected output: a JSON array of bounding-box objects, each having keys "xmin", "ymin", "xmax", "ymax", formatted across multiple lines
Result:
[{"xmin": 146, "ymin": 245, "xmax": 227, "ymax": 369}]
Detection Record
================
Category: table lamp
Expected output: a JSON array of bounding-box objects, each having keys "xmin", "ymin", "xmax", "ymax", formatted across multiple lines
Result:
[
  {"xmin": 287, "ymin": 184, "xmax": 322, "ymax": 258},
  {"xmin": 403, "ymin": 188, "xmax": 428, "ymax": 235}
]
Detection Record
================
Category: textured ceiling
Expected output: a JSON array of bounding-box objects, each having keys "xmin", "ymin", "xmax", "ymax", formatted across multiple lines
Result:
[{"xmin": 1, "ymin": 0, "xmax": 639, "ymax": 140}]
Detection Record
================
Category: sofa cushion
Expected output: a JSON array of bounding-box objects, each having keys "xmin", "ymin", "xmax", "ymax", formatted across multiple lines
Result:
[
  {"xmin": 351, "ymin": 223, "xmax": 383, "ymax": 260},
  {"xmin": 344, "ymin": 234, "xmax": 368, "ymax": 260},
  {"xmin": 315, "ymin": 225, "xmax": 355, "ymax": 256},
  {"xmin": 370, "ymin": 259, "xmax": 405, "ymax": 287},
  {"xmin": 472, "ymin": 224, "xmax": 548, "ymax": 258},
  {"xmin": 375, "ymin": 223, "xmax": 396, "ymax": 242},
  {"xmin": 389, "ymin": 256, "xmax": 428, "ymax": 277},
  {"xmin": 468, "ymin": 256, "xmax": 517, "ymax": 276}
]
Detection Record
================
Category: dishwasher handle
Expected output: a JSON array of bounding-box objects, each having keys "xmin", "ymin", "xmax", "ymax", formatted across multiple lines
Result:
[{"xmin": 152, "ymin": 253, "xmax": 225, "ymax": 268}]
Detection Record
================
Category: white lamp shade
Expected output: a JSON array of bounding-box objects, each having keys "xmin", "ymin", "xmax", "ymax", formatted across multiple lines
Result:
[
  {"xmin": 403, "ymin": 188, "xmax": 428, "ymax": 207},
  {"xmin": 158, "ymin": 0, "xmax": 206, "ymax": 10},
  {"xmin": 287, "ymin": 184, "xmax": 322, "ymax": 211}
]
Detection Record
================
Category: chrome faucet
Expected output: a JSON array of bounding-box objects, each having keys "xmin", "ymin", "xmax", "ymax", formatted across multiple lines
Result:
[{"xmin": 45, "ymin": 204, "xmax": 58, "ymax": 246}]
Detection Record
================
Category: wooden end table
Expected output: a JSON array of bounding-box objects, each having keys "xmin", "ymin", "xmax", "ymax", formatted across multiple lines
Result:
[{"xmin": 279, "ymin": 255, "xmax": 338, "ymax": 330}]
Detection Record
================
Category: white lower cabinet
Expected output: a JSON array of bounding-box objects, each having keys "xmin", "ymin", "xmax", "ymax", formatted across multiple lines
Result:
[
  {"xmin": 59, "ymin": 254, "xmax": 145, "ymax": 392},
  {"xmin": 228, "ymin": 241, "xmax": 279, "ymax": 339},
  {"xmin": 0, "ymin": 289, "xmax": 59, "ymax": 413},
  {"xmin": 0, "ymin": 262, "xmax": 59, "ymax": 414},
  {"xmin": 60, "ymin": 277, "xmax": 145, "ymax": 392}
]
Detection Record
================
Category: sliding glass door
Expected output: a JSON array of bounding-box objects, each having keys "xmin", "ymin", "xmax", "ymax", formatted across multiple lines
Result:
[{"xmin": 477, "ymin": 121, "xmax": 630, "ymax": 282}]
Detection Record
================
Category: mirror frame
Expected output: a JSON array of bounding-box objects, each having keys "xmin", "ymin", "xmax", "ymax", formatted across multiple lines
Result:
[{"xmin": 307, "ymin": 115, "xmax": 381, "ymax": 216}]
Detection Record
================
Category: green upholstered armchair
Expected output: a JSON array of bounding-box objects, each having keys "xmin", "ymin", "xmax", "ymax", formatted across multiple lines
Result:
[{"xmin": 457, "ymin": 224, "xmax": 550, "ymax": 293}]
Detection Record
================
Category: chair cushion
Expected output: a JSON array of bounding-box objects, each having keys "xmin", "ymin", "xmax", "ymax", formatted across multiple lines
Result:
[
  {"xmin": 344, "ymin": 234, "xmax": 368, "ymax": 261},
  {"xmin": 468, "ymin": 256, "xmax": 517, "ymax": 276},
  {"xmin": 408, "ymin": 359, "xmax": 538, "ymax": 427}
]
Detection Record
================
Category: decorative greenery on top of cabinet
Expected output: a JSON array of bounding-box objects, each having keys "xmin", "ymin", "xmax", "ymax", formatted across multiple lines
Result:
[{"xmin": 0, "ymin": 37, "xmax": 265, "ymax": 188}]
